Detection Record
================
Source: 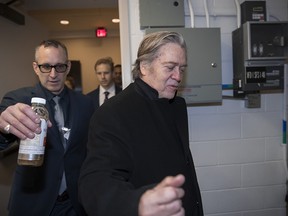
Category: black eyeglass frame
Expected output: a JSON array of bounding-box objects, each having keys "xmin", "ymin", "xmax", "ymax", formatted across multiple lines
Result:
[{"xmin": 37, "ymin": 63, "xmax": 69, "ymax": 73}]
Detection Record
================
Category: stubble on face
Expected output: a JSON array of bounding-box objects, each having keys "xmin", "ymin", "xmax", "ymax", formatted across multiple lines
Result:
[
  {"xmin": 141, "ymin": 43, "xmax": 186, "ymax": 99},
  {"xmin": 35, "ymin": 46, "xmax": 69, "ymax": 95},
  {"xmin": 96, "ymin": 64, "xmax": 114, "ymax": 89}
]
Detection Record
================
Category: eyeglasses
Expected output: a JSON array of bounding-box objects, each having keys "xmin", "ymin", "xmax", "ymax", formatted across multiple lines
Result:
[{"xmin": 37, "ymin": 63, "xmax": 68, "ymax": 73}]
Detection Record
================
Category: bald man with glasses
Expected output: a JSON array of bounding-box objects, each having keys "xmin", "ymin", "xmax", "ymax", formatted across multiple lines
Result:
[{"xmin": 0, "ymin": 40, "xmax": 94, "ymax": 216}]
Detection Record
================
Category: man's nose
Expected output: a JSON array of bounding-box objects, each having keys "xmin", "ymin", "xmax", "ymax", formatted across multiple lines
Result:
[
  {"xmin": 172, "ymin": 68, "xmax": 181, "ymax": 82},
  {"xmin": 49, "ymin": 67, "xmax": 57, "ymax": 77}
]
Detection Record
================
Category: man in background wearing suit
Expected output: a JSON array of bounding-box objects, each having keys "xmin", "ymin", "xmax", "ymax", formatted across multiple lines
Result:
[
  {"xmin": 0, "ymin": 40, "xmax": 94, "ymax": 216},
  {"xmin": 87, "ymin": 57, "xmax": 122, "ymax": 109}
]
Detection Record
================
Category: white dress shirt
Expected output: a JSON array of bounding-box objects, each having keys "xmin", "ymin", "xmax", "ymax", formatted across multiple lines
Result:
[{"xmin": 99, "ymin": 84, "xmax": 116, "ymax": 106}]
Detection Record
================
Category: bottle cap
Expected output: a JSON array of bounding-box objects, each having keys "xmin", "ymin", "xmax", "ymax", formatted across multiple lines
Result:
[{"xmin": 31, "ymin": 97, "xmax": 46, "ymax": 105}]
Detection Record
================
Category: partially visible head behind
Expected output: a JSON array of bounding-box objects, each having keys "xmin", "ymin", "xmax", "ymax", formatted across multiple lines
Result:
[
  {"xmin": 132, "ymin": 31, "xmax": 187, "ymax": 80},
  {"xmin": 113, "ymin": 64, "xmax": 122, "ymax": 87},
  {"xmin": 132, "ymin": 31, "xmax": 187, "ymax": 99},
  {"xmin": 94, "ymin": 57, "xmax": 115, "ymax": 89},
  {"xmin": 33, "ymin": 39, "xmax": 71, "ymax": 95},
  {"xmin": 65, "ymin": 76, "xmax": 75, "ymax": 90}
]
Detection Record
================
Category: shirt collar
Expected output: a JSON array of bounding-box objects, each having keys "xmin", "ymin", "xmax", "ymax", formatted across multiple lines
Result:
[
  {"xmin": 100, "ymin": 84, "xmax": 115, "ymax": 94},
  {"xmin": 134, "ymin": 78, "xmax": 175, "ymax": 103},
  {"xmin": 39, "ymin": 83, "xmax": 68, "ymax": 102},
  {"xmin": 134, "ymin": 78, "xmax": 159, "ymax": 100}
]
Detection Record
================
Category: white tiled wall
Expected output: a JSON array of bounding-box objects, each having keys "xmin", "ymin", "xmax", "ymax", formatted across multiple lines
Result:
[{"xmin": 123, "ymin": 0, "xmax": 288, "ymax": 215}]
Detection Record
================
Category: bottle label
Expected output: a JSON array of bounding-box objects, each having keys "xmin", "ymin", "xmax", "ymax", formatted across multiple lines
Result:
[{"xmin": 19, "ymin": 119, "xmax": 47, "ymax": 155}]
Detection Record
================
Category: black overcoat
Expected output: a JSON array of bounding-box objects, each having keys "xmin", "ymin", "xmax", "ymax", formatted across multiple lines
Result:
[{"xmin": 79, "ymin": 79, "xmax": 203, "ymax": 216}]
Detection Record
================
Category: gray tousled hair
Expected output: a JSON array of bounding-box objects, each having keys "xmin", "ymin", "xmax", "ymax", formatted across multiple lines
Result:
[{"xmin": 132, "ymin": 31, "xmax": 187, "ymax": 79}]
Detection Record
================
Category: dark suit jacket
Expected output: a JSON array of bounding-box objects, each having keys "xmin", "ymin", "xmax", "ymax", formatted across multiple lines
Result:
[
  {"xmin": 0, "ymin": 83, "xmax": 94, "ymax": 216},
  {"xmin": 79, "ymin": 79, "xmax": 203, "ymax": 216},
  {"xmin": 86, "ymin": 85, "xmax": 122, "ymax": 109}
]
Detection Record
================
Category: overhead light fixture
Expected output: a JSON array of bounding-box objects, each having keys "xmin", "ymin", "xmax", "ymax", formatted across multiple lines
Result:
[
  {"xmin": 112, "ymin": 18, "xmax": 120, "ymax": 23},
  {"xmin": 60, "ymin": 20, "xmax": 69, "ymax": 25},
  {"xmin": 96, "ymin": 27, "xmax": 107, "ymax": 38}
]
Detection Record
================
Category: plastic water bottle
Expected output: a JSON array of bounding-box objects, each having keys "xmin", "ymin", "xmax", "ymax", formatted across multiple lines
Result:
[{"xmin": 17, "ymin": 97, "xmax": 49, "ymax": 166}]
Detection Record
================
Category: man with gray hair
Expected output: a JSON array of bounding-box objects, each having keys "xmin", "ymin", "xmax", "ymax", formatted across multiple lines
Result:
[{"xmin": 79, "ymin": 31, "xmax": 203, "ymax": 216}]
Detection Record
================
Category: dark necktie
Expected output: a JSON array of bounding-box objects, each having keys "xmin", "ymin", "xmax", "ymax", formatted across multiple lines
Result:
[
  {"xmin": 53, "ymin": 96, "xmax": 64, "ymax": 135},
  {"xmin": 104, "ymin": 91, "xmax": 110, "ymax": 102},
  {"xmin": 53, "ymin": 96, "xmax": 67, "ymax": 195}
]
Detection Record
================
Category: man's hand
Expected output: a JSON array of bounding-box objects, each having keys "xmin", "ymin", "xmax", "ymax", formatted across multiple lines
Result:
[
  {"xmin": 0, "ymin": 103, "xmax": 52, "ymax": 140},
  {"xmin": 139, "ymin": 174, "xmax": 185, "ymax": 216}
]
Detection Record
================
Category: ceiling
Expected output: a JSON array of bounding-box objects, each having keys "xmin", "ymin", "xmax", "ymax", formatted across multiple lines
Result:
[{"xmin": 3, "ymin": 0, "xmax": 119, "ymax": 38}]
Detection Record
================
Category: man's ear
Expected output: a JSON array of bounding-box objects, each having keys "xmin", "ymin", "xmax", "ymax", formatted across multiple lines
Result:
[
  {"xmin": 66, "ymin": 61, "xmax": 72, "ymax": 75},
  {"xmin": 140, "ymin": 61, "xmax": 148, "ymax": 76},
  {"xmin": 32, "ymin": 61, "xmax": 40, "ymax": 75}
]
